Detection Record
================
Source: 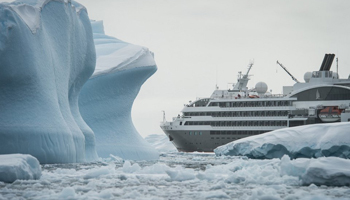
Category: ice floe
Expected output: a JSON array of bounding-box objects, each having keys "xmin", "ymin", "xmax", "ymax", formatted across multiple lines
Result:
[
  {"xmin": 0, "ymin": 154, "xmax": 41, "ymax": 183},
  {"xmin": 215, "ymin": 122, "xmax": 350, "ymax": 159}
]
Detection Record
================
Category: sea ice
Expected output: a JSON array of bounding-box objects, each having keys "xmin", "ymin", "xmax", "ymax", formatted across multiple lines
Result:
[
  {"xmin": 0, "ymin": 0, "xmax": 98, "ymax": 163},
  {"xmin": 79, "ymin": 20, "xmax": 159, "ymax": 160},
  {"xmin": 1, "ymin": 153, "xmax": 349, "ymax": 199},
  {"xmin": 0, "ymin": 154, "xmax": 41, "ymax": 183},
  {"xmin": 214, "ymin": 122, "xmax": 350, "ymax": 159}
]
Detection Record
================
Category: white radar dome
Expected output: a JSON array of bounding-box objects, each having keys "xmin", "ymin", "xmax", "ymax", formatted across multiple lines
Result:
[
  {"xmin": 304, "ymin": 72, "xmax": 312, "ymax": 83},
  {"xmin": 255, "ymin": 82, "xmax": 268, "ymax": 94}
]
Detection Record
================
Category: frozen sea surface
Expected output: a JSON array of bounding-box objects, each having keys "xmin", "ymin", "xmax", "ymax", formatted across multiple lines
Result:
[{"xmin": 1, "ymin": 153, "xmax": 350, "ymax": 200}]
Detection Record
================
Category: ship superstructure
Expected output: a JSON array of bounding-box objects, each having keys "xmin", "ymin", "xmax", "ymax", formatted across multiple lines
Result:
[{"xmin": 160, "ymin": 54, "xmax": 350, "ymax": 152}]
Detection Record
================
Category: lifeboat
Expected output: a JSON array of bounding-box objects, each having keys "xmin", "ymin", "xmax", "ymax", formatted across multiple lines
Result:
[{"xmin": 318, "ymin": 106, "xmax": 343, "ymax": 122}]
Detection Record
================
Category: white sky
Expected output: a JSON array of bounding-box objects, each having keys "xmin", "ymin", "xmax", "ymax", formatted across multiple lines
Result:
[
  {"xmin": 3, "ymin": 0, "xmax": 350, "ymax": 137},
  {"xmin": 80, "ymin": 0, "xmax": 350, "ymax": 137}
]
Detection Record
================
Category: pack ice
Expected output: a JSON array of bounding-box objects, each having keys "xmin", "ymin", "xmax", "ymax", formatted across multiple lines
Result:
[
  {"xmin": 0, "ymin": 154, "xmax": 41, "ymax": 183},
  {"xmin": 0, "ymin": 0, "xmax": 98, "ymax": 163},
  {"xmin": 215, "ymin": 122, "xmax": 350, "ymax": 159},
  {"xmin": 78, "ymin": 21, "xmax": 159, "ymax": 160}
]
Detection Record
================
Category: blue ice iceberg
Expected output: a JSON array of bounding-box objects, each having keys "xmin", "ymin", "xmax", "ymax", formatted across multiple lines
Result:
[
  {"xmin": 0, "ymin": 0, "xmax": 98, "ymax": 163},
  {"xmin": 79, "ymin": 21, "xmax": 159, "ymax": 160},
  {"xmin": 214, "ymin": 122, "xmax": 350, "ymax": 159}
]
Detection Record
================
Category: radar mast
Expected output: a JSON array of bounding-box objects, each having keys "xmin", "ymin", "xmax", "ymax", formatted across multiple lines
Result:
[{"xmin": 232, "ymin": 61, "xmax": 254, "ymax": 91}]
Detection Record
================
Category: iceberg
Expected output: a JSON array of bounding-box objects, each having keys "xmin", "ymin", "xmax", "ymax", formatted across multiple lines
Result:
[
  {"xmin": 78, "ymin": 21, "xmax": 159, "ymax": 160},
  {"xmin": 214, "ymin": 122, "xmax": 350, "ymax": 159},
  {"xmin": 0, "ymin": 0, "xmax": 98, "ymax": 163},
  {"xmin": 0, "ymin": 154, "xmax": 41, "ymax": 183}
]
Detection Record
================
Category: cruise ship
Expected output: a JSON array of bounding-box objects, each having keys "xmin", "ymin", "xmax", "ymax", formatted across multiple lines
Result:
[{"xmin": 160, "ymin": 54, "xmax": 350, "ymax": 152}]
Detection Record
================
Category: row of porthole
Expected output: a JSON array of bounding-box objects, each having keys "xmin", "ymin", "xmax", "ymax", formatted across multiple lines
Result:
[
  {"xmin": 185, "ymin": 143, "xmax": 202, "ymax": 145},
  {"xmin": 187, "ymin": 132, "xmax": 203, "ymax": 136},
  {"xmin": 209, "ymin": 100, "xmax": 291, "ymax": 107},
  {"xmin": 211, "ymin": 137, "xmax": 239, "ymax": 140}
]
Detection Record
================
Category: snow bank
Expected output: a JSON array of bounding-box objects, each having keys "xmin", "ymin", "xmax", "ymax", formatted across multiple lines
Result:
[
  {"xmin": 0, "ymin": 0, "xmax": 98, "ymax": 163},
  {"xmin": 145, "ymin": 134, "xmax": 178, "ymax": 153},
  {"xmin": 0, "ymin": 154, "xmax": 41, "ymax": 183},
  {"xmin": 215, "ymin": 122, "xmax": 350, "ymax": 159},
  {"xmin": 79, "ymin": 21, "xmax": 159, "ymax": 160}
]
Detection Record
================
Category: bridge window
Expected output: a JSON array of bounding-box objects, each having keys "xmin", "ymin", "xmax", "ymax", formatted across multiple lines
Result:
[{"xmin": 292, "ymin": 87, "xmax": 350, "ymax": 101}]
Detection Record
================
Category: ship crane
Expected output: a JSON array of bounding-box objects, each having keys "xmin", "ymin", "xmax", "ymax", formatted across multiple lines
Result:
[{"xmin": 276, "ymin": 60, "xmax": 300, "ymax": 83}]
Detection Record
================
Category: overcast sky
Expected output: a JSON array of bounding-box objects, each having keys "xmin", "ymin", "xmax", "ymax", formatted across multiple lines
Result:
[{"xmin": 79, "ymin": 0, "xmax": 350, "ymax": 137}]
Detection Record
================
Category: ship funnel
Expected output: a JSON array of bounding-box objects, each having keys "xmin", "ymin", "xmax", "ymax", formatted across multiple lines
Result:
[{"xmin": 319, "ymin": 54, "xmax": 335, "ymax": 71}]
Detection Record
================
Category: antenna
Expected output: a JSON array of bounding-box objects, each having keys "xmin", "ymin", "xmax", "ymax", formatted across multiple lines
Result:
[
  {"xmin": 245, "ymin": 61, "xmax": 254, "ymax": 77},
  {"xmin": 215, "ymin": 68, "xmax": 218, "ymax": 90},
  {"xmin": 162, "ymin": 110, "xmax": 166, "ymax": 122},
  {"xmin": 336, "ymin": 57, "xmax": 338, "ymax": 76}
]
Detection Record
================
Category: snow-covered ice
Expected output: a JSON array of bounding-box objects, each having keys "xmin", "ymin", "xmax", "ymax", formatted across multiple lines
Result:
[
  {"xmin": 0, "ymin": 153, "xmax": 349, "ymax": 199},
  {"xmin": 0, "ymin": 154, "xmax": 41, "ymax": 183},
  {"xmin": 79, "ymin": 20, "xmax": 159, "ymax": 161},
  {"xmin": 145, "ymin": 134, "xmax": 178, "ymax": 153},
  {"xmin": 0, "ymin": 0, "xmax": 98, "ymax": 163},
  {"xmin": 215, "ymin": 122, "xmax": 350, "ymax": 159}
]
